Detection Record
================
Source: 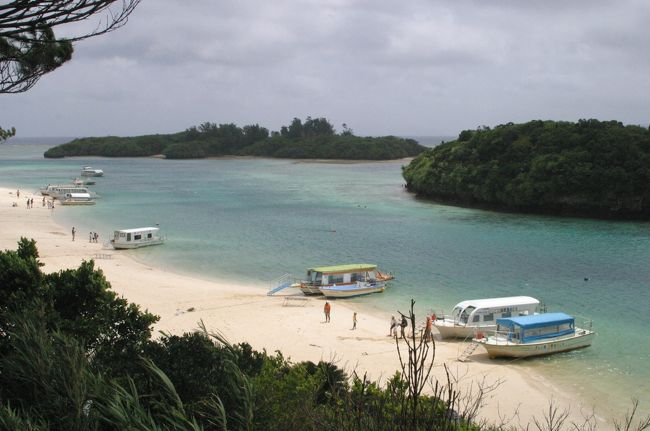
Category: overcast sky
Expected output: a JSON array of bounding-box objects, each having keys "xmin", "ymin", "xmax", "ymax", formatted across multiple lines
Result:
[{"xmin": 2, "ymin": 0, "xmax": 650, "ymax": 138}]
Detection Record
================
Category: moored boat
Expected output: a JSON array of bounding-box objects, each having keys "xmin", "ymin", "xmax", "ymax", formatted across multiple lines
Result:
[
  {"xmin": 81, "ymin": 166, "xmax": 104, "ymax": 177},
  {"xmin": 60, "ymin": 192, "xmax": 96, "ymax": 205},
  {"xmin": 433, "ymin": 296, "xmax": 541, "ymax": 339},
  {"xmin": 111, "ymin": 227, "xmax": 165, "ymax": 249},
  {"xmin": 294, "ymin": 264, "xmax": 392, "ymax": 298},
  {"xmin": 474, "ymin": 312, "xmax": 595, "ymax": 358}
]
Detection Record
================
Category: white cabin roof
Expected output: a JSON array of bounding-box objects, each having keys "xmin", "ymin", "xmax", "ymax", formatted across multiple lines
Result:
[
  {"xmin": 115, "ymin": 227, "xmax": 160, "ymax": 233},
  {"xmin": 67, "ymin": 193, "xmax": 92, "ymax": 198},
  {"xmin": 453, "ymin": 296, "xmax": 539, "ymax": 310}
]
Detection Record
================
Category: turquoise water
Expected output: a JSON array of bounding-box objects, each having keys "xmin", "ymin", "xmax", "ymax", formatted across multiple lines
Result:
[{"xmin": 1, "ymin": 140, "xmax": 649, "ymax": 417}]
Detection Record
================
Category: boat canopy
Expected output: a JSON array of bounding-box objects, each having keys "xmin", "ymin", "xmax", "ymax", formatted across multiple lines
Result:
[
  {"xmin": 308, "ymin": 264, "xmax": 377, "ymax": 274},
  {"xmin": 115, "ymin": 227, "xmax": 160, "ymax": 233},
  {"xmin": 497, "ymin": 312, "xmax": 575, "ymax": 343},
  {"xmin": 453, "ymin": 296, "xmax": 539, "ymax": 311}
]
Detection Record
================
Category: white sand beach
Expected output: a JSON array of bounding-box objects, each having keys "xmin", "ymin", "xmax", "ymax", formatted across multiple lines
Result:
[{"xmin": 0, "ymin": 186, "xmax": 607, "ymax": 428}]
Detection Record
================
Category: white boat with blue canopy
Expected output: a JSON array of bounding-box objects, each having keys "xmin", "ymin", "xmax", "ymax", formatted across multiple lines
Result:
[{"xmin": 474, "ymin": 312, "xmax": 595, "ymax": 358}]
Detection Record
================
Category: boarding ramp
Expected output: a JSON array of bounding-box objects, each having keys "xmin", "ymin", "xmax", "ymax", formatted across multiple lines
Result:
[{"xmin": 268, "ymin": 273, "xmax": 296, "ymax": 296}]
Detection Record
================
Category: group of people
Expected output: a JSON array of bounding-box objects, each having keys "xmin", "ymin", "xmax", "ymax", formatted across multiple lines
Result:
[
  {"xmin": 389, "ymin": 314, "xmax": 434, "ymax": 342},
  {"xmin": 89, "ymin": 231, "xmax": 99, "ymax": 243},
  {"xmin": 322, "ymin": 302, "xmax": 434, "ymax": 339},
  {"xmin": 25, "ymin": 197, "xmax": 35, "ymax": 208}
]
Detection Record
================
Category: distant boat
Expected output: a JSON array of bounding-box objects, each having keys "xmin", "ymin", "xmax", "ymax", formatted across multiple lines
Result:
[
  {"xmin": 474, "ymin": 312, "xmax": 595, "ymax": 358},
  {"xmin": 433, "ymin": 296, "xmax": 541, "ymax": 339},
  {"xmin": 110, "ymin": 227, "xmax": 165, "ymax": 249},
  {"xmin": 59, "ymin": 192, "xmax": 96, "ymax": 205},
  {"xmin": 72, "ymin": 177, "xmax": 95, "ymax": 186},
  {"xmin": 47, "ymin": 185, "xmax": 98, "ymax": 200},
  {"xmin": 81, "ymin": 166, "xmax": 104, "ymax": 177},
  {"xmin": 292, "ymin": 264, "xmax": 393, "ymax": 298}
]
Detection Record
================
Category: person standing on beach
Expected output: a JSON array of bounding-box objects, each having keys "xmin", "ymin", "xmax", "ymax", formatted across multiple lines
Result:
[
  {"xmin": 16, "ymin": 189, "xmax": 19, "ymax": 198},
  {"xmin": 89, "ymin": 232, "xmax": 93, "ymax": 242},
  {"xmin": 389, "ymin": 315, "xmax": 397, "ymax": 337},
  {"xmin": 424, "ymin": 316, "xmax": 432, "ymax": 343},
  {"xmin": 72, "ymin": 227, "xmax": 76, "ymax": 241},
  {"xmin": 352, "ymin": 312, "xmax": 357, "ymax": 330},
  {"xmin": 400, "ymin": 315, "xmax": 408, "ymax": 339},
  {"xmin": 324, "ymin": 301, "xmax": 331, "ymax": 323}
]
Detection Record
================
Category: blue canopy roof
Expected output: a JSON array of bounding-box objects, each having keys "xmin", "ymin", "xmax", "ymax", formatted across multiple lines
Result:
[{"xmin": 497, "ymin": 312, "xmax": 574, "ymax": 330}]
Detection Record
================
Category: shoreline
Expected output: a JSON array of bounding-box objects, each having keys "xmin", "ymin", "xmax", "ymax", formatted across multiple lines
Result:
[{"xmin": 0, "ymin": 185, "xmax": 611, "ymax": 428}]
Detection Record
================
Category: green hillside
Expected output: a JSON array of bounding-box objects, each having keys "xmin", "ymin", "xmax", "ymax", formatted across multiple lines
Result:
[{"xmin": 402, "ymin": 119, "xmax": 650, "ymax": 219}]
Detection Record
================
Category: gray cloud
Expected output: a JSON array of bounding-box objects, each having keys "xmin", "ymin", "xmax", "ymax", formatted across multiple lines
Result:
[{"xmin": 2, "ymin": 0, "xmax": 649, "ymax": 138}]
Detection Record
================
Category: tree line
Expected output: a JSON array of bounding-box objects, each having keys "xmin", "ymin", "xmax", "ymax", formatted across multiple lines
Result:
[
  {"xmin": 402, "ymin": 119, "xmax": 650, "ymax": 219},
  {"xmin": 43, "ymin": 117, "xmax": 426, "ymax": 160}
]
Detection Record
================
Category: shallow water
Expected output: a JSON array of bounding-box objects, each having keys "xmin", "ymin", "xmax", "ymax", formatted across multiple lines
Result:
[{"xmin": 1, "ymin": 140, "xmax": 648, "ymax": 418}]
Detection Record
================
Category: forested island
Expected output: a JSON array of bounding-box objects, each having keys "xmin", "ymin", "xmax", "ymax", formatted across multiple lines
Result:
[
  {"xmin": 402, "ymin": 119, "xmax": 650, "ymax": 219},
  {"xmin": 44, "ymin": 117, "xmax": 425, "ymax": 160}
]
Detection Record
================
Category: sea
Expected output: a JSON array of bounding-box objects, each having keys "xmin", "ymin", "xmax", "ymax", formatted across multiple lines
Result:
[{"xmin": 1, "ymin": 138, "xmax": 649, "ymax": 420}]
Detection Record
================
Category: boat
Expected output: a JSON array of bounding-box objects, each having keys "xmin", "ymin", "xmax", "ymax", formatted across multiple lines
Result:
[
  {"xmin": 40, "ymin": 183, "xmax": 71, "ymax": 196},
  {"xmin": 48, "ymin": 185, "xmax": 97, "ymax": 200},
  {"xmin": 81, "ymin": 166, "xmax": 104, "ymax": 177},
  {"xmin": 110, "ymin": 227, "xmax": 165, "ymax": 249},
  {"xmin": 72, "ymin": 177, "xmax": 96, "ymax": 186},
  {"xmin": 294, "ymin": 264, "xmax": 393, "ymax": 298},
  {"xmin": 433, "ymin": 296, "xmax": 541, "ymax": 339},
  {"xmin": 474, "ymin": 312, "xmax": 595, "ymax": 358},
  {"xmin": 59, "ymin": 192, "xmax": 96, "ymax": 205}
]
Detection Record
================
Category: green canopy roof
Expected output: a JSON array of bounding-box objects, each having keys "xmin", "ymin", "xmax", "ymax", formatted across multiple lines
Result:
[{"xmin": 308, "ymin": 264, "xmax": 377, "ymax": 274}]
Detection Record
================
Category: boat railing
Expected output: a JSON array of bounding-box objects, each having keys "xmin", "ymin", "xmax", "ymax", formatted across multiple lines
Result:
[{"xmin": 268, "ymin": 273, "xmax": 298, "ymax": 296}]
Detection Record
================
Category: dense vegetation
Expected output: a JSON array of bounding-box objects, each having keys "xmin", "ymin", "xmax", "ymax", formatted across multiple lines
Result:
[
  {"xmin": 44, "ymin": 117, "xmax": 425, "ymax": 160},
  {"xmin": 402, "ymin": 119, "xmax": 650, "ymax": 219}
]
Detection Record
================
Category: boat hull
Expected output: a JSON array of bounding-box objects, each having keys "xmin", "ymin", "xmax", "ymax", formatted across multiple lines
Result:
[
  {"xmin": 111, "ymin": 239, "xmax": 164, "ymax": 249},
  {"xmin": 60, "ymin": 200, "xmax": 95, "ymax": 205},
  {"xmin": 434, "ymin": 319, "xmax": 496, "ymax": 339},
  {"xmin": 476, "ymin": 330, "xmax": 595, "ymax": 359},
  {"xmin": 319, "ymin": 282, "xmax": 385, "ymax": 298}
]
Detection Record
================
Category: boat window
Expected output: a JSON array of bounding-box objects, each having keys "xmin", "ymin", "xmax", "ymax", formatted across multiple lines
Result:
[
  {"xmin": 127, "ymin": 233, "xmax": 131, "ymax": 241},
  {"xmin": 501, "ymin": 312, "xmax": 511, "ymax": 318},
  {"xmin": 483, "ymin": 313, "xmax": 494, "ymax": 322},
  {"xmin": 329, "ymin": 274, "xmax": 344, "ymax": 284},
  {"xmin": 134, "ymin": 234, "xmax": 142, "ymax": 241},
  {"xmin": 472, "ymin": 315, "xmax": 480, "ymax": 323},
  {"xmin": 314, "ymin": 273, "xmax": 322, "ymax": 286},
  {"xmin": 147, "ymin": 233, "xmax": 152, "ymax": 239},
  {"xmin": 460, "ymin": 306, "xmax": 475, "ymax": 324}
]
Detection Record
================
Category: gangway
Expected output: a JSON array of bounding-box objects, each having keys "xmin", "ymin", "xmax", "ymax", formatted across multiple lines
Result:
[{"xmin": 268, "ymin": 273, "xmax": 296, "ymax": 296}]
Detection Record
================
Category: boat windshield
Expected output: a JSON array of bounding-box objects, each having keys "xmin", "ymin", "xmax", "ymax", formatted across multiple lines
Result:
[{"xmin": 459, "ymin": 306, "xmax": 476, "ymax": 324}]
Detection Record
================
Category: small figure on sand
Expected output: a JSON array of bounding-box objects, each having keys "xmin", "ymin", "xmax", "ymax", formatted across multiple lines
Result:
[
  {"xmin": 400, "ymin": 314, "xmax": 408, "ymax": 339},
  {"xmin": 89, "ymin": 232, "xmax": 93, "ymax": 242},
  {"xmin": 42, "ymin": 196, "xmax": 45, "ymax": 206},
  {"xmin": 324, "ymin": 301, "xmax": 331, "ymax": 323},
  {"xmin": 352, "ymin": 312, "xmax": 357, "ymax": 330},
  {"xmin": 424, "ymin": 316, "xmax": 432, "ymax": 343},
  {"xmin": 16, "ymin": 189, "xmax": 19, "ymax": 198},
  {"xmin": 389, "ymin": 315, "xmax": 397, "ymax": 337},
  {"xmin": 71, "ymin": 227, "xmax": 76, "ymax": 241}
]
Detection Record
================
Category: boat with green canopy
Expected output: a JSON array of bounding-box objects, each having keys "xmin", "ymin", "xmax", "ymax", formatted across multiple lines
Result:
[{"xmin": 295, "ymin": 263, "xmax": 393, "ymax": 298}]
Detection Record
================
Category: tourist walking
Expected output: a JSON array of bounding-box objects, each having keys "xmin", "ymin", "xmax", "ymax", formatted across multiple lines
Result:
[
  {"xmin": 389, "ymin": 315, "xmax": 397, "ymax": 337},
  {"xmin": 71, "ymin": 227, "xmax": 76, "ymax": 241},
  {"xmin": 324, "ymin": 301, "xmax": 331, "ymax": 323},
  {"xmin": 352, "ymin": 312, "xmax": 357, "ymax": 330},
  {"xmin": 400, "ymin": 315, "xmax": 408, "ymax": 339}
]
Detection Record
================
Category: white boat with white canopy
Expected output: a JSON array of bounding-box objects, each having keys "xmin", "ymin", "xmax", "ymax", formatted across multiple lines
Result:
[
  {"xmin": 60, "ymin": 192, "xmax": 96, "ymax": 205},
  {"xmin": 474, "ymin": 312, "xmax": 595, "ymax": 358},
  {"xmin": 433, "ymin": 296, "xmax": 541, "ymax": 339},
  {"xmin": 110, "ymin": 227, "xmax": 165, "ymax": 249},
  {"xmin": 81, "ymin": 166, "xmax": 104, "ymax": 177}
]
